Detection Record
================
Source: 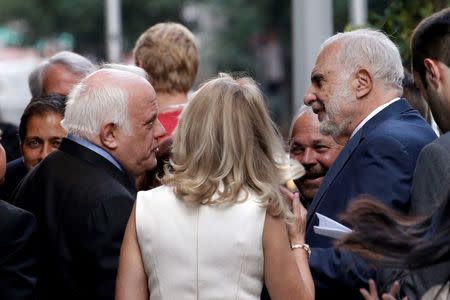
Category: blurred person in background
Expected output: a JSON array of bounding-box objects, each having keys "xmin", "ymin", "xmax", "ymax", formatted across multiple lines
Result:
[
  {"xmin": 133, "ymin": 22, "xmax": 199, "ymax": 189},
  {"xmin": 0, "ymin": 137, "xmax": 37, "ymax": 300},
  {"xmin": 116, "ymin": 74, "xmax": 314, "ymax": 300},
  {"xmin": 0, "ymin": 51, "xmax": 95, "ymax": 166},
  {"xmin": 289, "ymin": 106, "xmax": 343, "ymax": 208},
  {"xmin": 402, "ymin": 68, "xmax": 431, "ymax": 123},
  {"xmin": 353, "ymin": 7, "xmax": 450, "ymax": 300},
  {"xmin": 0, "ymin": 94, "xmax": 66, "ymax": 202},
  {"xmin": 0, "ymin": 95, "xmax": 67, "ymax": 201},
  {"xmin": 29, "ymin": 50, "xmax": 96, "ymax": 97},
  {"xmin": 410, "ymin": 7, "xmax": 450, "ymax": 214},
  {"xmin": 0, "ymin": 119, "xmax": 21, "ymax": 162},
  {"xmin": 12, "ymin": 65, "xmax": 165, "ymax": 300},
  {"xmin": 19, "ymin": 96, "xmax": 67, "ymax": 171}
]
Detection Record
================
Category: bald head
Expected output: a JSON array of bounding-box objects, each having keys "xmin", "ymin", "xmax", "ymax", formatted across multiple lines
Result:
[
  {"xmin": 289, "ymin": 107, "xmax": 343, "ymax": 205},
  {"xmin": 61, "ymin": 66, "xmax": 153, "ymax": 140},
  {"xmin": 84, "ymin": 66, "xmax": 149, "ymax": 91},
  {"xmin": 61, "ymin": 64, "xmax": 165, "ymax": 176}
]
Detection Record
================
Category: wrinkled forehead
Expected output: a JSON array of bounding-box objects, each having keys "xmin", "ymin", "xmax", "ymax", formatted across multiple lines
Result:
[
  {"xmin": 316, "ymin": 41, "xmax": 344, "ymax": 68},
  {"xmin": 127, "ymin": 80, "xmax": 158, "ymax": 116}
]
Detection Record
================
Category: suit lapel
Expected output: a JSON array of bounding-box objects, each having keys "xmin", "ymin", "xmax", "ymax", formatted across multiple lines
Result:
[
  {"xmin": 306, "ymin": 129, "xmax": 363, "ymax": 224},
  {"xmin": 306, "ymin": 99, "xmax": 413, "ymax": 225}
]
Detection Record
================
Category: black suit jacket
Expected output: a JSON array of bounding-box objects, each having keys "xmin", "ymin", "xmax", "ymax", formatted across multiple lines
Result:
[
  {"xmin": 305, "ymin": 100, "xmax": 437, "ymax": 299},
  {"xmin": 13, "ymin": 138, "xmax": 136, "ymax": 300},
  {"xmin": 0, "ymin": 158, "xmax": 28, "ymax": 202},
  {"xmin": 0, "ymin": 199, "xmax": 37, "ymax": 300}
]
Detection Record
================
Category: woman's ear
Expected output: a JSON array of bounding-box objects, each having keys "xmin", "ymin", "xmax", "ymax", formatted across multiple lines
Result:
[
  {"xmin": 353, "ymin": 68, "xmax": 373, "ymax": 99},
  {"xmin": 100, "ymin": 122, "xmax": 119, "ymax": 150},
  {"xmin": 424, "ymin": 58, "xmax": 441, "ymax": 89}
]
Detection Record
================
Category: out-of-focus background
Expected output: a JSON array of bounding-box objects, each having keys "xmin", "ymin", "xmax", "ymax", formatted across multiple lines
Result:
[{"xmin": 0, "ymin": 0, "xmax": 448, "ymax": 134}]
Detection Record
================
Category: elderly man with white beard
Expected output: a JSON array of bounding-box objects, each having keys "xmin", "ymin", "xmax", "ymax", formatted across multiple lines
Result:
[{"xmin": 288, "ymin": 29, "xmax": 437, "ymax": 299}]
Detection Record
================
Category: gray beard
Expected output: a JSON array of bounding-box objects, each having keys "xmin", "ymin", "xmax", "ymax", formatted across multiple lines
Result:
[{"xmin": 320, "ymin": 120, "xmax": 341, "ymax": 137}]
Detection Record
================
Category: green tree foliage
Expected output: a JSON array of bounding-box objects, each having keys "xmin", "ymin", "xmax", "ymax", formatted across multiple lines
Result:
[
  {"xmin": 368, "ymin": 0, "xmax": 449, "ymax": 66},
  {"xmin": 0, "ymin": 0, "xmax": 103, "ymax": 53},
  {"xmin": 0, "ymin": 0, "xmax": 186, "ymax": 58}
]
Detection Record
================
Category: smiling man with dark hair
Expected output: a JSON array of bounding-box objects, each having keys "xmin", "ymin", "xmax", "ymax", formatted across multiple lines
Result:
[{"xmin": 289, "ymin": 106, "xmax": 342, "ymax": 208}]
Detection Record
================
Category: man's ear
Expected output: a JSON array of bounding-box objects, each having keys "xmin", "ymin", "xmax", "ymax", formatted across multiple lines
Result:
[
  {"xmin": 137, "ymin": 59, "xmax": 144, "ymax": 68},
  {"xmin": 353, "ymin": 68, "xmax": 373, "ymax": 99},
  {"xmin": 100, "ymin": 122, "xmax": 119, "ymax": 150},
  {"xmin": 424, "ymin": 58, "xmax": 441, "ymax": 89}
]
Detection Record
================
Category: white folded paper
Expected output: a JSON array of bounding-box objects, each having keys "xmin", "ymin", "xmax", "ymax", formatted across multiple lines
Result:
[{"xmin": 313, "ymin": 213, "xmax": 352, "ymax": 239}]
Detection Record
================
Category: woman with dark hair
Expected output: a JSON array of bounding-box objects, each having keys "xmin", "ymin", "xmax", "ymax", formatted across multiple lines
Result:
[{"xmin": 337, "ymin": 197, "xmax": 450, "ymax": 300}]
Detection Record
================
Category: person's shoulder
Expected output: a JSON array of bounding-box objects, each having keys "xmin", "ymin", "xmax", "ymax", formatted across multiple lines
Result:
[
  {"xmin": 417, "ymin": 132, "xmax": 450, "ymax": 162},
  {"xmin": 0, "ymin": 200, "xmax": 34, "ymax": 222},
  {"xmin": 0, "ymin": 200, "xmax": 35, "ymax": 244},
  {"xmin": 435, "ymin": 132, "xmax": 450, "ymax": 148},
  {"xmin": 367, "ymin": 115, "xmax": 436, "ymax": 149},
  {"xmin": 137, "ymin": 185, "xmax": 173, "ymax": 204},
  {"xmin": 6, "ymin": 158, "xmax": 25, "ymax": 170}
]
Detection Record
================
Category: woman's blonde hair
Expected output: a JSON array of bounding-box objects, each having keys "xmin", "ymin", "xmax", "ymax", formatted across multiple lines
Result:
[{"xmin": 163, "ymin": 73, "xmax": 293, "ymax": 217}]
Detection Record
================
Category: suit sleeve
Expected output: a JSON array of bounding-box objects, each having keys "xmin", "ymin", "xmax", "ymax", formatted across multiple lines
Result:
[
  {"xmin": 81, "ymin": 195, "xmax": 134, "ymax": 300},
  {"xmin": 0, "ymin": 202, "xmax": 37, "ymax": 300},
  {"xmin": 410, "ymin": 141, "xmax": 450, "ymax": 215},
  {"xmin": 309, "ymin": 135, "xmax": 416, "ymax": 293},
  {"xmin": 309, "ymin": 248, "xmax": 374, "ymax": 297}
]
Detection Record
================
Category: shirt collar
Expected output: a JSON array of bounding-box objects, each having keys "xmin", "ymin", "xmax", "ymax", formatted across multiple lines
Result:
[
  {"xmin": 350, "ymin": 97, "xmax": 401, "ymax": 139},
  {"xmin": 67, "ymin": 135, "xmax": 124, "ymax": 172}
]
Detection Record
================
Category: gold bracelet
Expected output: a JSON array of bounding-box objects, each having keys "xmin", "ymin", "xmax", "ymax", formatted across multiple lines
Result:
[{"xmin": 290, "ymin": 243, "xmax": 311, "ymax": 259}]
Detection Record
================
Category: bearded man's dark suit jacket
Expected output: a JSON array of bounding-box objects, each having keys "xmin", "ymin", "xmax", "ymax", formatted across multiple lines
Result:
[
  {"xmin": 305, "ymin": 99, "xmax": 437, "ymax": 299},
  {"xmin": 0, "ymin": 200, "xmax": 37, "ymax": 299},
  {"xmin": 12, "ymin": 138, "xmax": 136, "ymax": 300}
]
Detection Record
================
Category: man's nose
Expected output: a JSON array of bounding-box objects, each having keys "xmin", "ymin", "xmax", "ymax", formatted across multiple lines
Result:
[
  {"xmin": 39, "ymin": 143, "xmax": 52, "ymax": 161},
  {"xmin": 304, "ymin": 90, "xmax": 316, "ymax": 106},
  {"xmin": 300, "ymin": 148, "xmax": 316, "ymax": 166},
  {"xmin": 155, "ymin": 119, "xmax": 166, "ymax": 139}
]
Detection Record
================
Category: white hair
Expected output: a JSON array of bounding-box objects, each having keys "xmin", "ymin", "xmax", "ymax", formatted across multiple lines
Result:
[
  {"xmin": 28, "ymin": 51, "xmax": 97, "ymax": 97},
  {"xmin": 322, "ymin": 28, "xmax": 404, "ymax": 91},
  {"xmin": 61, "ymin": 64, "xmax": 148, "ymax": 141},
  {"xmin": 101, "ymin": 63, "xmax": 149, "ymax": 79}
]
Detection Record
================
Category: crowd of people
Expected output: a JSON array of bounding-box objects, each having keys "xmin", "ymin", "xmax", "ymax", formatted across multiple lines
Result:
[{"xmin": 0, "ymin": 8, "xmax": 449, "ymax": 300}]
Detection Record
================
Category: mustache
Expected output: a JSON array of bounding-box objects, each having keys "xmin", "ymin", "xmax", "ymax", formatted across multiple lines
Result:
[
  {"xmin": 300, "ymin": 165, "xmax": 327, "ymax": 180},
  {"xmin": 309, "ymin": 101, "xmax": 324, "ymax": 111}
]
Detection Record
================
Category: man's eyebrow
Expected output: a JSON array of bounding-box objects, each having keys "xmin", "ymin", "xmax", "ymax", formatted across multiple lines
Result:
[
  {"xmin": 312, "ymin": 138, "xmax": 326, "ymax": 145},
  {"xmin": 311, "ymin": 72, "xmax": 324, "ymax": 83}
]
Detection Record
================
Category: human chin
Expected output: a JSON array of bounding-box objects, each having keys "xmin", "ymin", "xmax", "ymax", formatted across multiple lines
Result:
[
  {"xmin": 143, "ymin": 154, "xmax": 158, "ymax": 170},
  {"xmin": 298, "ymin": 185, "xmax": 317, "ymax": 202},
  {"xmin": 320, "ymin": 119, "xmax": 339, "ymax": 136}
]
